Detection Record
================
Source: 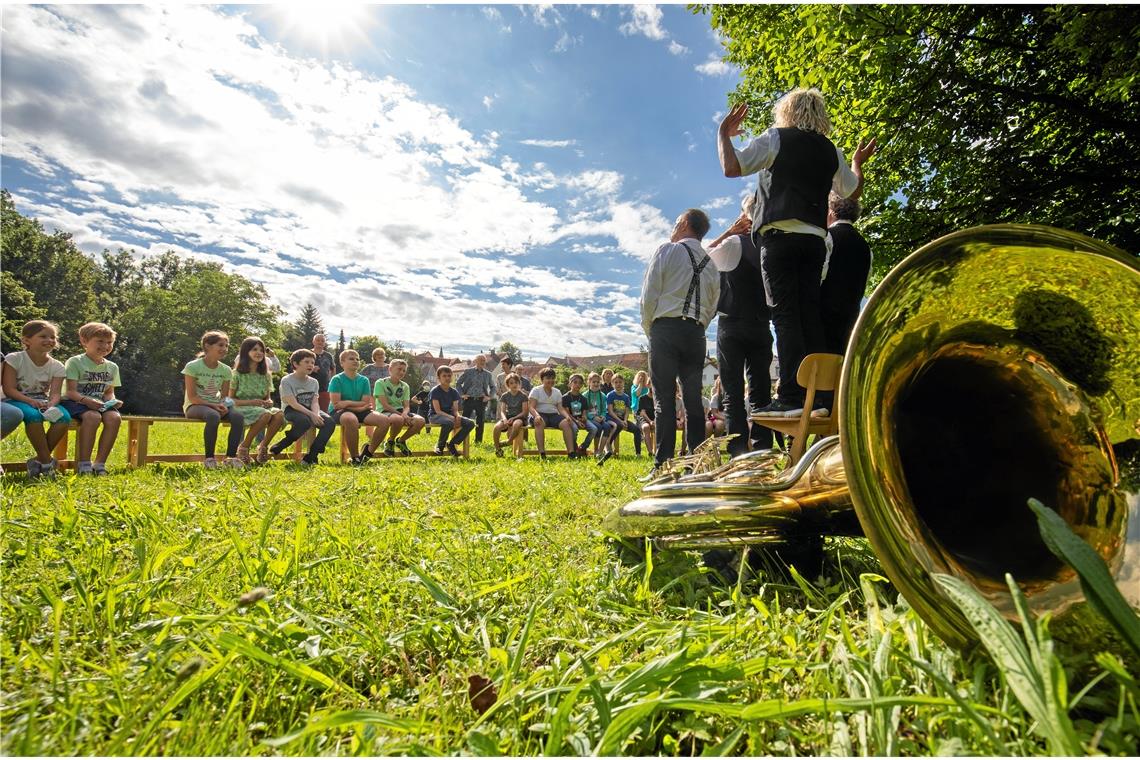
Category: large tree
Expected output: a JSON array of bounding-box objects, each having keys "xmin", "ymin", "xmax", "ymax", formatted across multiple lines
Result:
[{"xmin": 703, "ymin": 4, "xmax": 1140, "ymax": 277}]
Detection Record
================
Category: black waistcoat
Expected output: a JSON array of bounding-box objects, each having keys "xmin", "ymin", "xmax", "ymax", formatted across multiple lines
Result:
[
  {"xmin": 759, "ymin": 128, "xmax": 839, "ymax": 230},
  {"xmin": 717, "ymin": 233, "xmax": 770, "ymax": 321}
]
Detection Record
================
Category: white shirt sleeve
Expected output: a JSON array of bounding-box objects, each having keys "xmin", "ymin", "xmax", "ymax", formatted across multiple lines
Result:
[
  {"xmin": 735, "ymin": 128, "xmax": 779, "ymax": 176},
  {"xmin": 707, "ymin": 236, "xmax": 742, "ymax": 273},
  {"xmin": 701, "ymin": 265, "xmax": 721, "ymax": 328},
  {"xmin": 640, "ymin": 245, "xmax": 667, "ymax": 337},
  {"xmin": 832, "ymin": 145, "xmax": 859, "ymax": 198}
]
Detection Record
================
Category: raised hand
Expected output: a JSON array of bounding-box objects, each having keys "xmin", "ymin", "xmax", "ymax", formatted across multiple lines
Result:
[
  {"xmin": 853, "ymin": 138, "xmax": 877, "ymax": 166},
  {"xmin": 719, "ymin": 102, "xmax": 749, "ymax": 138}
]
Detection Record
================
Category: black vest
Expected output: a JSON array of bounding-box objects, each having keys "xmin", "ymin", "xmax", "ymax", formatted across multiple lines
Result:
[
  {"xmin": 759, "ymin": 128, "xmax": 839, "ymax": 230},
  {"xmin": 717, "ymin": 233, "xmax": 770, "ymax": 321},
  {"xmin": 820, "ymin": 223, "xmax": 871, "ymax": 319}
]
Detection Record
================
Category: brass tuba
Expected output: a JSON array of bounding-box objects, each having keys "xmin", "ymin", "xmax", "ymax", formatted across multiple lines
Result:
[{"xmin": 604, "ymin": 225, "xmax": 1140, "ymax": 649}]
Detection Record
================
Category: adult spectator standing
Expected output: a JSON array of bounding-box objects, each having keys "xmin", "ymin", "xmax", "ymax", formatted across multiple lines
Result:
[
  {"xmin": 311, "ymin": 334, "xmax": 336, "ymax": 412},
  {"xmin": 718, "ymin": 88, "xmax": 875, "ymax": 416},
  {"xmin": 639, "ymin": 208, "xmax": 720, "ymax": 478},
  {"xmin": 816, "ymin": 193, "xmax": 873, "ymax": 416},
  {"xmin": 707, "ymin": 195, "xmax": 773, "ymax": 457},
  {"xmin": 458, "ymin": 354, "xmax": 494, "ymax": 444},
  {"xmin": 821, "ymin": 193, "xmax": 872, "ymax": 356}
]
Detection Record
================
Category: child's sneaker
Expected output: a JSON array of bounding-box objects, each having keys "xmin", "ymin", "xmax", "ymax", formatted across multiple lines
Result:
[
  {"xmin": 92, "ymin": 463, "xmax": 109, "ymax": 476},
  {"xmin": 539, "ymin": 452, "xmax": 547, "ymax": 460},
  {"xmin": 223, "ymin": 457, "xmax": 244, "ymax": 470},
  {"xmin": 203, "ymin": 458, "xmax": 219, "ymax": 470},
  {"xmin": 349, "ymin": 454, "xmax": 366, "ymax": 466},
  {"xmin": 300, "ymin": 454, "xmax": 317, "ymax": 466},
  {"xmin": 25, "ymin": 458, "xmax": 41, "ymax": 478},
  {"xmin": 360, "ymin": 444, "xmax": 373, "ymax": 461},
  {"xmin": 597, "ymin": 451, "xmax": 613, "ymax": 467},
  {"xmin": 395, "ymin": 440, "xmax": 412, "ymax": 457},
  {"xmin": 39, "ymin": 458, "xmax": 58, "ymax": 479},
  {"xmin": 256, "ymin": 444, "xmax": 270, "ymax": 464},
  {"xmin": 77, "ymin": 461, "xmax": 94, "ymax": 476},
  {"xmin": 446, "ymin": 442, "xmax": 460, "ymax": 458},
  {"xmin": 494, "ymin": 443, "xmax": 504, "ymax": 458},
  {"xmin": 384, "ymin": 440, "xmax": 396, "ymax": 457}
]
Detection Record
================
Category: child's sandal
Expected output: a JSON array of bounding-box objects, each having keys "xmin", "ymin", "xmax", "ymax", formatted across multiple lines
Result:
[
  {"xmin": 237, "ymin": 445, "xmax": 251, "ymax": 464},
  {"xmin": 256, "ymin": 444, "xmax": 269, "ymax": 464}
]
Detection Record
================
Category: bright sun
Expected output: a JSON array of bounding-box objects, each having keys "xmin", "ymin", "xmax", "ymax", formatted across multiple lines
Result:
[{"xmin": 266, "ymin": 4, "xmax": 377, "ymax": 55}]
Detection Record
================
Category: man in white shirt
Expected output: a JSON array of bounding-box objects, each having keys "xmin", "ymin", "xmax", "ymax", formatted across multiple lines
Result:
[
  {"xmin": 639, "ymin": 208, "xmax": 720, "ymax": 475},
  {"xmin": 718, "ymin": 87, "xmax": 875, "ymax": 416}
]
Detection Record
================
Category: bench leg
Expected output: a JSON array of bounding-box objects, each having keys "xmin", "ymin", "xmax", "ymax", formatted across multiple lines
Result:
[
  {"xmin": 135, "ymin": 421, "xmax": 151, "ymax": 468},
  {"xmin": 53, "ymin": 428, "xmax": 70, "ymax": 469}
]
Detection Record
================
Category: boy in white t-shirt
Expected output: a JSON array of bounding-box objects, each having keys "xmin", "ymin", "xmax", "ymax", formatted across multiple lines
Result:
[{"xmin": 527, "ymin": 368, "xmax": 576, "ymax": 459}]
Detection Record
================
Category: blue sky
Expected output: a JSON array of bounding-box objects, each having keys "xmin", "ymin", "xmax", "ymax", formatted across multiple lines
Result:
[{"xmin": 1, "ymin": 4, "xmax": 755, "ymax": 360}]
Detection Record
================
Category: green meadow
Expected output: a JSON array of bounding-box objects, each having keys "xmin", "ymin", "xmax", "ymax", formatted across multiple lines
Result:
[{"xmin": 1, "ymin": 424, "xmax": 1137, "ymax": 755}]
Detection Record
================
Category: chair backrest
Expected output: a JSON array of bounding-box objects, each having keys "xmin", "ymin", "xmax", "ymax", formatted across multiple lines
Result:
[{"xmin": 796, "ymin": 353, "xmax": 843, "ymax": 393}]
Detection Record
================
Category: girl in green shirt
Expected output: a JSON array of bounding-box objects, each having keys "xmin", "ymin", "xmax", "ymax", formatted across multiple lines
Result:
[{"xmin": 230, "ymin": 336, "xmax": 285, "ymax": 464}]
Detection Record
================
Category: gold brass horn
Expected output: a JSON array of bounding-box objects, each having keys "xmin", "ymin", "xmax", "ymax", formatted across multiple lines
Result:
[{"xmin": 604, "ymin": 224, "xmax": 1140, "ymax": 650}]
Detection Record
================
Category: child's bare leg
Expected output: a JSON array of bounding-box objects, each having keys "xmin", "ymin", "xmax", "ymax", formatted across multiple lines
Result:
[
  {"xmin": 243, "ymin": 414, "xmax": 269, "ymax": 448},
  {"xmin": 77, "ymin": 413, "xmax": 99, "ymax": 461},
  {"xmin": 367, "ymin": 417, "xmax": 389, "ymax": 449},
  {"xmin": 95, "ymin": 411, "xmax": 121, "ymax": 464},
  {"xmin": 262, "ymin": 412, "xmax": 284, "ymax": 446},
  {"xmin": 533, "ymin": 418, "xmax": 546, "ymax": 453},
  {"xmin": 386, "ymin": 415, "xmax": 404, "ymax": 441},
  {"xmin": 45, "ymin": 421, "xmax": 69, "ymax": 457},
  {"xmin": 560, "ymin": 420, "xmax": 576, "ymax": 452},
  {"xmin": 26, "ymin": 422, "xmax": 52, "ymax": 464},
  {"xmin": 400, "ymin": 415, "xmax": 423, "ymax": 441},
  {"xmin": 340, "ymin": 414, "xmax": 361, "ymax": 458}
]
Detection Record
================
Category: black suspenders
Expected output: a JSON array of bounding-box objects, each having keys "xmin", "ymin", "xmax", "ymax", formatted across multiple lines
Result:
[{"xmin": 679, "ymin": 242, "xmax": 710, "ymax": 322}]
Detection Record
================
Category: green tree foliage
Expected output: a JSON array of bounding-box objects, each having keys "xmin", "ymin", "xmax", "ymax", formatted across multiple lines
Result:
[
  {"xmin": 702, "ymin": 4, "xmax": 1140, "ymax": 275},
  {"xmin": 0, "ymin": 271, "xmax": 46, "ymax": 354},
  {"xmin": 352, "ymin": 335, "xmax": 381, "ymax": 362},
  {"xmin": 497, "ymin": 341, "xmax": 523, "ymax": 365},
  {"xmin": 0, "ymin": 190, "xmax": 102, "ymax": 355},
  {"xmin": 283, "ymin": 302, "xmax": 325, "ymax": 352}
]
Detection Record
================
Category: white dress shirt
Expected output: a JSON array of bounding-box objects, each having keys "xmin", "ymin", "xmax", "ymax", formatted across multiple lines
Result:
[
  {"xmin": 640, "ymin": 238, "xmax": 721, "ymax": 336},
  {"xmin": 707, "ymin": 235, "xmax": 743, "ymax": 273},
  {"xmin": 735, "ymin": 127, "xmax": 860, "ymax": 238}
]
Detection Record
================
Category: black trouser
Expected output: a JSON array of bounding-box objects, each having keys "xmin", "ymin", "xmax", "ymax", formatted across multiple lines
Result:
[
  {"xmin": 760, "ymin": 232, "xmax": 826, "ymax": 405},
  {"xmin": 275, "ymin": 408, "xmax": 336, "ymax": 460},
  {"xmin": 716, "ymin": 316, "xmax": 774, "ymax": 456},
  {"xmin": 649, "ymin": 317, "xmax": 707, "ymax": 467},
  {"xmin": 817, "ymin": 307, "xmax": 858, "ymax": 410},
  {"xmin": 462, "ymin": 398, "xmax": 487, "ymax": 442}
]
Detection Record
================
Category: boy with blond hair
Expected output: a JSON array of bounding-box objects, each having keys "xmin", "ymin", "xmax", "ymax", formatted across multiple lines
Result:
[
  {"xmin": 372, "ymin": 358, "xmax": 425, "ymax": 457},
  {"xmin": 328, "ymin": 349, "xmax": 389, "ymax": 464},
  {"xmin": 62, "ymin": 322, "xmax": 123, "ymax": 475}
]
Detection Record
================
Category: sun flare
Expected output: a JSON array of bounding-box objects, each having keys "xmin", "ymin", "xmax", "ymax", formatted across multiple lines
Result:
[{"xmin": 265, "ymin": 4, "xmax": 377, "ymax": 55}]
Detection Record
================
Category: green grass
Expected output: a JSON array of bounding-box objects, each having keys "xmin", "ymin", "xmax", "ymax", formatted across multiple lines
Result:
[{"xmin": 2, "ymin": 424, "xmax": 1138, "ymax": 755}]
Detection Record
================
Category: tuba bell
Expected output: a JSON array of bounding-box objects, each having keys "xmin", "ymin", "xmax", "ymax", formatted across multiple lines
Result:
[{"xmin": 604, "ymin": 224, "xmax": 1140, "ymax": 650}]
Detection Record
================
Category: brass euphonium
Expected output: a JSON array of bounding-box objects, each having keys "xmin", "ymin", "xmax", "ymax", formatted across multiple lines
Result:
[{"xmin": 604, "ymin": 225, "xmax": 1140, "ymax": 649}]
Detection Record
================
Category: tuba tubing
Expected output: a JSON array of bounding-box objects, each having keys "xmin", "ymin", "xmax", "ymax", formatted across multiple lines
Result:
[{"xmin": 604, "ymin": 224, "xmax": 1140, "ymax": 650}]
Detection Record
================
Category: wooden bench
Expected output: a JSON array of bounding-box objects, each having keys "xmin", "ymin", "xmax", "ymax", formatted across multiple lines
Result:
[{"xmin": 124, "ymin": 416, "xmax": 309, "ymax": 468}]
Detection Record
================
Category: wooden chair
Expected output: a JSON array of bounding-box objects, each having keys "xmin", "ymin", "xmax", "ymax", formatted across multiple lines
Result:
[{"xmin": 751, "ymin": 353, "xmax": 842, "ymax": 465}]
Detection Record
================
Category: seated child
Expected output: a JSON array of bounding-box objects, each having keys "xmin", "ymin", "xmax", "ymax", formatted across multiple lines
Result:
[
  {"xmin": 268, "ymin": 349, "xmax": 337, "ymax": 465},
  {"xmin": 428, "ymin": 366, "xmax": 474, "ymax": 457},
  {"xmin": 493, "ymin": 372, "xmax": 528, "ymax": 458},
  {"xmin": 528, "ymin": 367, "xmax": 575, "ymax": 459},
  {"xmin": 61, "ymin": 322, "xmax": 123, "ymax": 475},
  {"xmin": 2, "ymin": 320, "xmax": 71, "ymax": 477},
  {"xmin": 329, "ymin": 349, "xmax": 389, "ymax": 464},
  {"xmin": 603, "ymin": 373, "xmax": 642, "ymax": 463},
  {"xmin": 707, "ymin": 377, "xmax": 726, "ymax": 437},
  {"xmin": 583, "ymin": 372, "xmax": 615, "ymax": 463},
  {"xmin": 183, "ymin": 331, "xmax": 245, "ymax": 470},
  {"xmin": 230, "ymin": 336, "xmax": 286, "ymax": 464},
  {"xmin": 371, "ymin": 358, "xmax": 425, "ymax": 457},
  {"xmin": 360, "ymin": 347, "xmax": 390, "ymax": 388},
  {"xmin": 561, "ymin": 373, "xmax": 589, "ymax": 458},
  {"xmin": 631, "ymin": 370, "xmax": 655, "ymax": 456}
]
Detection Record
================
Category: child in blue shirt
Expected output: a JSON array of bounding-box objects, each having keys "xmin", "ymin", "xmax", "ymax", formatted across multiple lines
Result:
[{"xmin": 603, "ymin": 373, "xmax": 642, "ymax": 462}]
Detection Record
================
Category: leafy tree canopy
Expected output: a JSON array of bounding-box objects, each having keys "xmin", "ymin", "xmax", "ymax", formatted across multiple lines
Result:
[
  {"xmin": 702, "ymin": 4, "xmax": 1140, "ymax": 277},
  {"xmin": 497, "ymin": 341, "xmax": 523, "ymax": 365}
]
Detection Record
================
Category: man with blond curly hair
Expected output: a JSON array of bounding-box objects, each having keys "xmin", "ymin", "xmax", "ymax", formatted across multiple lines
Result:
[{"xmin": 718, "ymin": 87, "xmax": 875, "ymax": 417}]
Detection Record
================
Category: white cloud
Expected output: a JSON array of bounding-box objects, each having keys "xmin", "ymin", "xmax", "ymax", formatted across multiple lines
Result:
[
  {"xmin": 703, "ymin": 196, "xmax": 734, "ymax": 210},
  {"xmin": 695, "ymin": 55, "xmax": 737, "ymax": 77},
  {"xmin": 667, "ymin": 40, "xmax": 688, "ymax": 56},
  {"xmin": 553, "ymin": 31, "xmax": 582, "ymax": 53},
  {"xmin": 520, "ymin": 138, "xmax": 577, "ymax": 148},
  {"xmin": 482, "ymin": 7, "xmax": 511, "ymax": 33},
  {"xmin": 529, "ymin": 4, "xmax": 563, "ymax": 28},
  {"xmin": 483, "ymin": 94, "xmax": 497, "ymax": 110},
  {"xmin": 0, "ymin": 4, "xmax": 675, "ymax": 355},
  {"xmin": 620, "ymin": 5, "xmax": 667, "ymax": 41}
]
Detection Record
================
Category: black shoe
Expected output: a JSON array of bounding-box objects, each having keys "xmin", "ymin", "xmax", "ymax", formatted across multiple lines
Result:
[
  {"xmin": 596, "ymin": 451, "xmax": 612, "ymax": 467},
  {"xmin": 301, "ymin": 454, "xmax": 318, "ymax": 466},
  {"xmin": 349, "ymin": 455, "xmax": 365, "ymax": 466},
  {"xmin": 637, "ymin": 466, "xmax": 663, "ymax": 483},
  {"xmin": 269, "ymin": 441, "xmax": 286, "ymax": 456},
  {"xmin": 753, "ymin": 400, "xmax": 803, "ymax": 417},
  {"xmin": 539, "ymin": 452, "xmax": 547, "ymax": 460},
  {"xmin": 360, "ymin": 444, "xmax": 372, "ymax": 460},
  {"xmin": 446, "ymin": 442, "xmax": 460, "ymax": 458},
  {"xmin": 433, "ymin": 446, "xmax": 445, "ymax": 456},
  {"xmin": 567, "ymin": 451, "xmax": 579, "ymax": 460}
]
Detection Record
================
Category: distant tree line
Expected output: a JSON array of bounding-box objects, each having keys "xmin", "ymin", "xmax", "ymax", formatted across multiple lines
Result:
[{"xmin": 0, "ymin": 191, "xmax": 419, "ymax": 413}]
